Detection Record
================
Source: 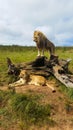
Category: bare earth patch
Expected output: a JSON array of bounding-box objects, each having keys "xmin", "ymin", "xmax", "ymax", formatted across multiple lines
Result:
[{"xmin": 0, "ymin": 84, "xmax": 73, "ymax": 130}]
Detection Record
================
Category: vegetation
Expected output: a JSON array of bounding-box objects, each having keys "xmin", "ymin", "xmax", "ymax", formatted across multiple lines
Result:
[
  {"xmin": 0, "ymin": 90, "xmax": 55, "ymax": 129},
  {"xmin": 0, "ymin": 45, "xmax": 73, "ymax": 129}
]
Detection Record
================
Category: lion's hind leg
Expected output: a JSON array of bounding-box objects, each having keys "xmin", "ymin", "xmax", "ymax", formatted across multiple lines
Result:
[{"xmin": 46, "ymin": 82, "xmax": 56, "ymax": 92}]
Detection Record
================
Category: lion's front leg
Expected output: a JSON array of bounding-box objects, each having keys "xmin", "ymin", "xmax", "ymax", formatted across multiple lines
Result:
[
  {"xmin": 37, "ymin": 49, "xmax": 41, "ymax": 56},
  {"xmin": 8, "ymin": 78, "xmax": 25, "ymax": 88}
]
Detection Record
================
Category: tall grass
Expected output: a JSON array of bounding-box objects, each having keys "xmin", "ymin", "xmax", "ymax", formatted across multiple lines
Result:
[
  {"xmin": 10, "ymin": 93, "xmax": 51, "ymax": 123},
  {"xmin": 0, "ymin": 90, "xmax": 53, "ymax": 129}
]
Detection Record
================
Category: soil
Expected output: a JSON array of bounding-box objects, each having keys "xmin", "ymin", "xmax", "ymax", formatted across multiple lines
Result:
[{"xmin": 0, "ymin": 84, "xmax": 73, "ymax": 130}]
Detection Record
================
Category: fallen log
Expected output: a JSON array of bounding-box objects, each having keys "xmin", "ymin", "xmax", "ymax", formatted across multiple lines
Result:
[
  {"xmin": 53, "ymin": 65, "xmax": 73, "ymax": 88},
  {"xmin": 7, "ymin": 55, "xmax": 73, "ymax": 88}
]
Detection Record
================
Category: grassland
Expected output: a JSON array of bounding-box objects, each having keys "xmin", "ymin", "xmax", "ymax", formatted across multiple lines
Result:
[
  {"xmin": 0, "ymin": 45, "xmax": 73, "ymax": 130},
  {"xmin": 0, "ymin": 45, "xmax": 73, "ymax": 85}
]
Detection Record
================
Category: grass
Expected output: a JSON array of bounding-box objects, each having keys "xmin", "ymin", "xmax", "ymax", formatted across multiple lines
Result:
[
  {"xmin": 10, "ymin": 93, "xmax": 51, "ymax": 123},
  {"xmin": 0, "ymin": 45, "xmax": 73, "ymax": 129},
  {"xmin": 0, "ymin": 45, "xmax": 73, "ymax": 84},
  {"xmin": 0, "ymin": 45, "xmax": 73, "ymax": 96},
  {"xmin": 0, "ymin": 90, "xmax": 54, "ymax": 129},
  {"xmin": 0, "ymin": 46, "xmax": 37, "ymax": 85},
  {"xmin": 61, "ymin": 86, "xmax": 73, "ymax": 100},
  {"xmin": 0, "ymin": 45, "xmax": 36, "ymax": 63}
]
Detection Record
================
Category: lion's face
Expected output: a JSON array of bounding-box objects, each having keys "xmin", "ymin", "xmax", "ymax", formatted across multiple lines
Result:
[
  {"xmin": 19, "ymin": 70, "xmax": 27, "ymax": 78},
  {"xmin": 33, "ymin": 31, "xmax": 41, "ymax": 43}
]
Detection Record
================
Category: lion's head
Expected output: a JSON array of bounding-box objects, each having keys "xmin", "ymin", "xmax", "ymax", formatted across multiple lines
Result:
[{"xmin": 33, "ymin": 30, "xmax": 46, "ymax": 43}]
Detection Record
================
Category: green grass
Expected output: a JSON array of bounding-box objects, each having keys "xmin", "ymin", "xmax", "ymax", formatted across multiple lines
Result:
[
  {"xmin": 10, "ymin": 93, "xmax": 51, "ymax": 123},
  {"xmin": 0, "ymin": 46, "xmax": 37, "ymax": 85},
  {"xmin": 0, "ymin": 90, "xmax": 54, "ymax": 129},
  {"xmin": 0, "ymin": 46, "xmax": 73, "ymax": 85},
  {"xmin": 0, "ymin": 45, "xmax": 73, "ymax": 129},
  {"xmin": 60, "ymin": 84, "xmax": 73, "ymax": 100},
  {"xmin": 0, "ymin": 45, "xmax": 73, "ymax": 91},
  {"xmin": 0, "ymin": 45, "xmax": 36, "ymax": 63}
]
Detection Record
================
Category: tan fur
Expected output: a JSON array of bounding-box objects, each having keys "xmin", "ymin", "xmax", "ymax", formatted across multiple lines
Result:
[
  {"xmin": 18, "ymin": 69, "xmax": 46, "ymax": 86},
  {"xmin": 28, "ymin": 75, "xmax": 46, "ymax": 86},
  {"xmin": 33, "ymin": 30, "xmax": 55, "ymax": 56},
  {"xmin": 9, "ymin": 69, "xmax": 56, "ymax": 92}
]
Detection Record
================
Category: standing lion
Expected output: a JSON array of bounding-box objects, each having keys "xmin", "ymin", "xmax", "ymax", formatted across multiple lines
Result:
[{"xmin": 33, "ymin": 30, "xmax": 55, "ymax": 57}]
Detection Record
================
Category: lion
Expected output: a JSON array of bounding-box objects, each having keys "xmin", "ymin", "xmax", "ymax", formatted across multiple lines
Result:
[
  {"xmin": 8, "ymin": 69, "xmax": 56, "ymax": 92},
  {"xmin": 33, "ymin": 30, "xmax": 55, "ymax": 57}
]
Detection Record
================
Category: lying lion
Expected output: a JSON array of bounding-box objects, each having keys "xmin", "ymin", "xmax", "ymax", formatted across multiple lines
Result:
[{"xmin": 9, "ymin": 70, "xmax": 56, "ymax": 92}]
